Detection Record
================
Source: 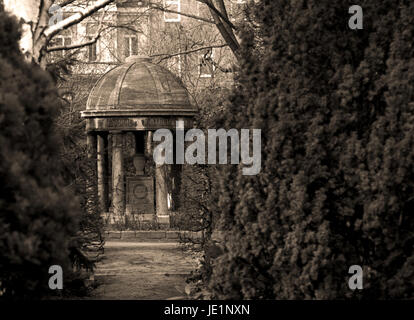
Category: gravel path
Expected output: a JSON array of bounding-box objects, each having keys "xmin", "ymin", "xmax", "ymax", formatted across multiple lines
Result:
[{"xmin": 88, "ymin": 241, "xmax": 198, "ymax": 300}]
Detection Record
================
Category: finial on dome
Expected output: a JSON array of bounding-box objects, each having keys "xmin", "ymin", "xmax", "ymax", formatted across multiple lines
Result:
[{"xmin": 125, "ymin": 55, "xmax": 152, "ymax": 63}]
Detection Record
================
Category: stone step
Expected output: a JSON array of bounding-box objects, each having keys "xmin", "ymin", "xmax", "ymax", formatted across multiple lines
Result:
[
  {"xmin": 103, "ymin": 230, "xmax": 203, "ymax": 241},
  {"xmin": 94, "ymin": 272, "xmax": 192, "ymax": 277}
]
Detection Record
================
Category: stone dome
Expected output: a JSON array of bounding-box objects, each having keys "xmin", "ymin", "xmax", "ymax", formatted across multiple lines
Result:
[{"xmin": 82, "ymin": 56, "xmax": 197, "ymax": 118}]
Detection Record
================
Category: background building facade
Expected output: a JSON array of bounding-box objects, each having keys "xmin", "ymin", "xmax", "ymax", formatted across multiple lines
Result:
[{"xmin": 49, "ymin": 0, "xmax": 246, "ymax": 95}]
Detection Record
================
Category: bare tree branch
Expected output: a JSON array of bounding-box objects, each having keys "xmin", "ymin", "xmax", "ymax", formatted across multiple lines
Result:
[
  {"xmin": 47, "ymin": 35, "xmax": 100, "ymax": 52},
  {"xmin": 208, "ymin": 57, "xmax": 233, "ymax": 73},
  {"xmin": 206, "ymin": 1, "xmax": 240, "ymax": 60},
  {"xmin": 150, "ymin": 43, "xmax": 228, "ymax": 61},
  {"xmin": 47, "ymin": 9, "xmax": 106, "ymax": 52},
  {"xmin": 211, "ymin": 0, "xmax": 239, "ymax": 44},
  {"xmin": 58, "ymin": 0, "xmax": 78, "ymax": 7},
  {"xmin": 197, "ymin": 0, "xmax": 237, "ymax": 31},
  {"xmin": 44, "ymin": 0, "xmax": 115, "ymax": 39},
  {"xmin": 20, "ymin": 0, "xmax": 241, "ymax": 66},
  {"xmin": 76, "ymin": 61, "xmax": 120, "ymax": 65}
]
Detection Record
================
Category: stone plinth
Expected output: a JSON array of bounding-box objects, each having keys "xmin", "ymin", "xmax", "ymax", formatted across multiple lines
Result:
[{"xmin": 126, "ymin": 176, "xmax": 154, "ymax": 214}]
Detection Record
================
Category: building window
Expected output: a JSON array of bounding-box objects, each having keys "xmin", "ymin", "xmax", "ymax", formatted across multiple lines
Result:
[
  {"xmin": 52, "ymin": 36, "xmax": 72, "ymax": 57},
  {"xmin": 124, "ymin": 34, "xmax": 138, "ymax": 58},
  {"xmin": 86, "ymin": 24, "xmax": 98, "ymax": 62},
  {"xmin": 163, "ymin": 0, "xmax": 181, "ymax": 22},
  {"xmin": 199, "ymin": 49, "xmax": 214, "ymax": 78},
  {"xmin": 87, "ymin": 37, "xmax": 97, "ymax": 61}
]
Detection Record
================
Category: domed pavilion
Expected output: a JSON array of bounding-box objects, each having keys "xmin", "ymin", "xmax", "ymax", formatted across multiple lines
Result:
[{"xmin": 81, "ymin": 55, "xmax": 198, "ymax": 226}]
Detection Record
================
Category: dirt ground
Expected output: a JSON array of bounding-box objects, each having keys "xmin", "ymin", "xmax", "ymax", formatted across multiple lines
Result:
[{"xmin": 87, "ymin": 241, "xmax": 198, "ymax": 300}]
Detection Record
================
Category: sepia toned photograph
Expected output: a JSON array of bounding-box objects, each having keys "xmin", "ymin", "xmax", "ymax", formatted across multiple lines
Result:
[{"xmin": 0, "ymin": 0, "xmax": 413, "ymax": 309}]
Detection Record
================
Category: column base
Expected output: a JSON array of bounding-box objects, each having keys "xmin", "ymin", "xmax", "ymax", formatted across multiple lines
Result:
[{"xmin": 156, "ymin": 215, "xmax": 170, "ymax": 226}]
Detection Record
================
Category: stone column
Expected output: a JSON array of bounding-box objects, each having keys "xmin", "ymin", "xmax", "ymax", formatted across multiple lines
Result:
[
  {"xmin": 86, "ymin": 133, "xmax": 97, "ymax": 214},
  {"xmin": 151, "ymin": 129, "xmax": 170, "ymax": 225},
  {"xmin": 111, "ymin": 132, "xmax": 125, "ymax": 220},
  {"xmin": 86, "ymin": 133, "xmax": 97, "ymax": 160},
  {"xmin": 155, "ymin": 163, "xmax": 170, "ymax": 225},
  {"xmin": 146, "ymin": 131, "xmax": 153, "ymax": 156},
  {"xmin": 97, "ymin": 133, "xmax": 108, "ymax": 213}
]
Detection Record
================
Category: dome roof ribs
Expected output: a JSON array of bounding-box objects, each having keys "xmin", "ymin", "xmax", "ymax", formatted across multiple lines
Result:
[{"xmin": 82, "ymin": 55, "xmax": 197, "ymax": 118}]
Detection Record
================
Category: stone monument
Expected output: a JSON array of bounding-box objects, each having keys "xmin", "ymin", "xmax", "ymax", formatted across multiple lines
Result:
[{"xmin": 81, "ymin": 55, "xmax": 197, "ymax": 226}]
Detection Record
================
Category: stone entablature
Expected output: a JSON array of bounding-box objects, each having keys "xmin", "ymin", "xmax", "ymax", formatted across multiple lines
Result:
[{"xmin": 84, "ymin": 116, "xmax": 194, "ymax": 131}]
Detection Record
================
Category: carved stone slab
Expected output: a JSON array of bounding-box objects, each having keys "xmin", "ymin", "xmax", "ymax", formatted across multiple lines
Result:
[{"xmin": 126, "ymin": 176, "xmax": 155, "ymax": 214}]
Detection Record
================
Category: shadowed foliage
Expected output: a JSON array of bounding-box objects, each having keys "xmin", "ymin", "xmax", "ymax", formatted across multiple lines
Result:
[
  {"xmin": 209, "ymin": 0, "xmax": 414, "ymax": 299},
  {"xmin": 0, "ymin": 5, "xmax": 81, "ymax": 299}
]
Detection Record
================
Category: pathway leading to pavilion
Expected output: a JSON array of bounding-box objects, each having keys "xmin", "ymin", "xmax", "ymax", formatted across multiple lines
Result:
[{"xmin": 88, "ymin": 240, "xmax": 198, "ymax": 300}]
